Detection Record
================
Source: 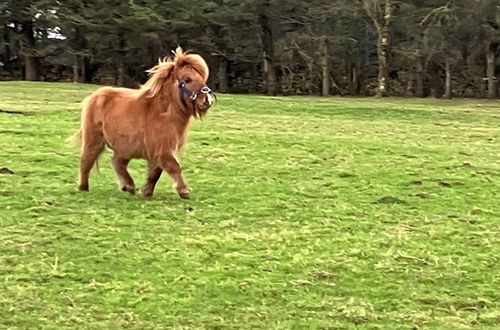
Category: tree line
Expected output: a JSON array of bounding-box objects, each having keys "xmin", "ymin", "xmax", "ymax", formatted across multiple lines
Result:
[{"xmin": 1, "ymin": 0, "xmax": 499, "ymax": 98}]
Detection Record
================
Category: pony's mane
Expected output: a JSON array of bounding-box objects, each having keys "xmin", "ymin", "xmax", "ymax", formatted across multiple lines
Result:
[{"xmin": 140, "ymin": 47, "xmax": 209, "ymax": 98}]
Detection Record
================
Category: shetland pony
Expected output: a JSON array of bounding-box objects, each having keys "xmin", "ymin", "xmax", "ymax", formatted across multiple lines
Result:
[{"xmin": 72, "ymin": 47, "xmax": 215, "ymax": 199}]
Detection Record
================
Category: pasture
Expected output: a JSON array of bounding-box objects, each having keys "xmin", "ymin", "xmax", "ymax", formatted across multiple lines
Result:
[{"xmin": 1, "ymin": 81, "xmax": 499, "ymax": 328}]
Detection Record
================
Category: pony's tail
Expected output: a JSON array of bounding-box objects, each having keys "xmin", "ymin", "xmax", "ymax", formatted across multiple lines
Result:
[
  {"xmin": 66, "ymin": 129, "xmax": 100, "ymax": 171},
  {"xmin": 66, "ymin": 129, "xmax": 82, "ymax": 145},
  {"xmin": 67, "ymin": 95, "xmax": 90, "ymax": 146},
  {"xmin": 67, "ymin": 95, "xmax": 101, "ymax": 173}
]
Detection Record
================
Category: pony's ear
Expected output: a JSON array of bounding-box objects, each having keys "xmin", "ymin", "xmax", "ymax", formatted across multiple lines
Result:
[
  {"xmin": 172, "ymin": 47, "xmax": 195, "ymax": 69},
  {"xmin": 173, "ymin": 46, "xmax": 184, "ymax": 57},
  {"xmin": 173, "ymin": 47, "xmax": 187, "ymax": 69}
]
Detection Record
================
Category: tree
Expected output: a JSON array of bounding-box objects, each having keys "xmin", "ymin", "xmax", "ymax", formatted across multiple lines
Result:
[
  {"xmin": 257, "ymin": 0, "xmax": 278, "ymax": 95},
  {"xmin": 52, "ymin": 0, "xmax": 93, "ymax": 82},
  {"xmin": 2, "ymin": 0, "xmax": 42, "ymax": 80},
  {"xmin": 0, "ymin": 0, "xmax": 498, "ymax": 98},
  {"xmin": 405, "ymin": 0, "xmax": 462, "ymax": 98},
  {"xmin": 362, "ymin": 0, "xmax": 392, "ymax": 96},
  {"xmin": 481, "ymin": 0, "xmax": 500, "ymax": 98}
]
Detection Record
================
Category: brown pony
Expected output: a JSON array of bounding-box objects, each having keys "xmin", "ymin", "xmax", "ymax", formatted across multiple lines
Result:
[{"xmin": 72, "ymin": 47, "xmax": 215, "ymax": 199}]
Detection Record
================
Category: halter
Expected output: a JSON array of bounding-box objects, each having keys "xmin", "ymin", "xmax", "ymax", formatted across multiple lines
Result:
[{"xmin": 179, "ymin": 80, "xmax": 213, "ymax": 101}]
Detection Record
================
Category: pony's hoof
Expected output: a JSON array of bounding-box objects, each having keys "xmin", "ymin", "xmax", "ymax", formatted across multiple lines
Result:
[
  {"xmin": 179, "ymin": 192, "xmax": 189, "ymax": 199},
  {"xmin": 177, "ymin": 186, "xmax": 191, "ymax": 199},
  {"xmin": 121, "ymin": 185, "xmax": 136, "ymax": 194},
  {"xmin": 78, "ymin": 184, "xmax": 89, "ymax": 191},
  {"xmin": 142, "ymin": 191, "xmax": 153, "ymax": 200}
]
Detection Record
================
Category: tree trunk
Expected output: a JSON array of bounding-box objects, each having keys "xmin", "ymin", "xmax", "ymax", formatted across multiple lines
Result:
[
  {"xmin": 25, "ymin": 56, "xmax": 41, "ymax": 81},
  {"xmin": 251, "ymin": 62, "xmax": 259, "ymax": 93},
  {"xmin": 73, "ymin": 55, "xmax": 79, "ymax": 83},
  {"xmin": 72, "ymin": 26, "xmax": 91, "ymax": 83},
  {"xmin": 282, "ymin": 67, "xmax": 293, "ymax": 93},
  {"xmin": 320, "ymin": 37, "xmax": 329, "ymax": 96},
  {"xmin": 443, "ymin": 59, "xmax": 452, "ymax": 99},
  {"xmin": 262, "ymin": 52, "xmax": 277, "ymax": 95},
  {"xmin": 21, "ymin": 20, "xmax": 41, "ymax": 81},
  {"xmin": 376, "ymin": 33, "xmax": 389, "ymax": 97},
  {"xmin": 258, "ymin": 1, "xmax": 277, "ymax": 95},
  {"xmin": 415, "ymin": 55, "xmax": 424, "ymax": 97},
  {"xmin": 348, "ymin": 63, "xmax": 354, "ymax": 94},
  {"xmin": 350, "ymin": 60, "xmax": 361, "ymax": 95},
  {"xmin": 116, "ymin": 31, "xmax": 126, "ymax": 86},
  {"xmin": 208, "ymin": 21, "xmax": 229, "ymax": 93},
  {"xmin": 80, "ymin": 55, "xmax": 91, "ymax": 83},
  {"xmin": 217, "ymin": 57, "xmax": 229, "ymax": 93},
  {"xmin": 3, "ymin": 26, "xmax": 11, "ymax": 61},
  {"xmin": 486, "ymin": 43, "xmax": 497, "ymax": 98},
  {"xmin": 117, "ymin": 64, "xmax": 125, "ymax": 86},
  {"xmin": 364, "ymin": 0, "xmax": 392, "ymax": 97},
  {"xmin": 406, "ymin": 72, "xmax": 414, "ymax": 96}
]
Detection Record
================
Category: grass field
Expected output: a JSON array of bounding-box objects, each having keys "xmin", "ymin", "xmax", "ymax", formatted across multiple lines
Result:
[{"xmin": 1, "ymin": 81, "xmax": 499, "ymax": 329}]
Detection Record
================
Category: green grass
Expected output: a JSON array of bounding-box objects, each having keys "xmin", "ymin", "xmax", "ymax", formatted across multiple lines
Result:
[{"xmin": 1, "ymin": 81, "xmax": 499, "ymax": 329}]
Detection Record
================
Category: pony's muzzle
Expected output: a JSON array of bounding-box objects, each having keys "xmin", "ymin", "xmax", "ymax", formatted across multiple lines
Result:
[
  {"xmin": 205, "ymin": 91, "xmax": 215, "ymax": 106},
  {"xmin": 200, "ymin": 86, "xmax": 211, "ymax": 94},
  {"xmin": 199, "ymin": 87, "xmax": 214, "ymax": 106}
]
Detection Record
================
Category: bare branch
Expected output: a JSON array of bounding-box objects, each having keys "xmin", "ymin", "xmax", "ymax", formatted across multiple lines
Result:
[{"xmin": 419, "ymin": 0, "xmax": 452, "ymax": 26}]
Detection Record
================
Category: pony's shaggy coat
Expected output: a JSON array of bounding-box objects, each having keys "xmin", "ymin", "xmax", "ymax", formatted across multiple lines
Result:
[{"xmin": 73, "ymin": 47, "xmax": 214, "ymax": 199}]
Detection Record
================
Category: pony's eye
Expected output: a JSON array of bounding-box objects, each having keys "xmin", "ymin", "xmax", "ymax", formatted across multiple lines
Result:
[{"xmin": 184, "ymin": 78, "xmax": 192, "ymax": 83}]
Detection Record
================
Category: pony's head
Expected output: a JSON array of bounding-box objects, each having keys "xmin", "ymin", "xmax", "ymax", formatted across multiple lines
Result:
[{"xmin": 142, "ymin": 47, "xmax": 215, "ymax": 117}]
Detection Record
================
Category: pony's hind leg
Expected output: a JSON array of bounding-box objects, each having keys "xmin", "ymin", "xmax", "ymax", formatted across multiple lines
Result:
[
  {"xmin": 79, "ymin": 135, "xmax": 105, "ymax": 191},
  {"xmin": 141, "ymin": 163, "xmax": 162, "ymax": 199},
  {"xmin": 111, "ymin": 155, "xmax": 135, "ymax": 194}
]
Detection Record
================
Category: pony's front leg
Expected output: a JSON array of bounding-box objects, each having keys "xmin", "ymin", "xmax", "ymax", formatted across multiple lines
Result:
[
  {"xmin": 141, "ymin": 163, "xmax": 162, "ymax": 199},
  {"xmin": 159, "ymin": 154, "xmax": 190, "ymax": 199}
]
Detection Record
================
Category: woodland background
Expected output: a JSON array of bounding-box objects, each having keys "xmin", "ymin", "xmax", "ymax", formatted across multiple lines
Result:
[{"xmin": 1, "ymin": 0, "xmax": 499, "ymax": 97}]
